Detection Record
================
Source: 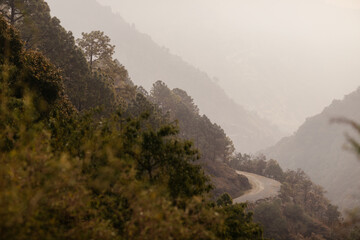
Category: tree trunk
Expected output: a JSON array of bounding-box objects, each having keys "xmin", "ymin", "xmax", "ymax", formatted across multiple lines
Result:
[
  {"xmin": 90, "ymin": 53, "xmax": 93, "ymax": 70},
  {"xmin": 10, "ymin": 0, "xmax": 15, "ymax": 25}
]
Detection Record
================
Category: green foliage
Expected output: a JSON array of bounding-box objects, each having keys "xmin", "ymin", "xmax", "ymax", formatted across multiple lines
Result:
[
  {"xmin": 32, "ymin": 15, "xmax": 90, "ymax": 110},
  {"xmin": 264, "ymin": 159, "xmax": 284, "ymax": 182},
  {"xmin": 134, "ymin": 123, "xmax": 212, "ymax": 199},
  {"xmin": 230, "ymin": 153, "xmax": 284, "ymax": 181},
  {"xmin": 1, "ymin": 0, "xmax": 123, "ymax": 112},
  {"xmin": 0, "ymin": 15, "xmax": 266, "ymax": 239},
  {"xmin": 217, "ymin": 193, "xmax": 233, "ymax": 207},
  {"xmin": 150, "ymin": 80, "xmax": 235, "ymax": 163},
  {"xmin": 253, "ymin": 168, "xmax": 339, "ymax": 239},
  {"xmin": 0, "ymin": 0, "xmax": 43, "ymax": 25},
  {"xmin": 230, "ymin": 152, "xmax": 341, "ymax": 239},
  {"xmin": 21, "ymin": 51, "xmax": 62, "ymax": 103},
  {"xmin": 253, "ymin": 200, "xmax": 288, "ymax": 240},
  {"xmin": 77, "ymin": 30, "xmax": 115, "ymax": 69},
  {"xmin": 0, "ymin": 13, "xmax": 22, "ymax": 63},
  {"xmin": 4, "ymin": 0, "xmax": 244, "ymax": 204},
  {"xmin": 149, "ymin": 81, "xmax": 251, "ymax": 198},
  {"xmin": 219, "ymin": 203, "xmax": 264, "ymax": 240}
]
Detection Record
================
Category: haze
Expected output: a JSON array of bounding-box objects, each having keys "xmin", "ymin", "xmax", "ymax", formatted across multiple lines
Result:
[
  {"xmin": 4, "ymin": 0, "xmax": 360, "ymax": 237},
  {"xmin": 97, "ymin": 0, "xmax": 360, "ymax": 133}
]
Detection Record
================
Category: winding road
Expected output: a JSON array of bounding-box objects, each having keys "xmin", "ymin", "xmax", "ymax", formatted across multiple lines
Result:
[{"xmin": 233, "ymin": 171, "xmax": 281, "ymax": 203}]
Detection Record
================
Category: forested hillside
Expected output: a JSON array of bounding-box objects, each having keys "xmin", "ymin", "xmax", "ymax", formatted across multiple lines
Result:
[
  {"xmin": 8, "ymin": 0, "xmax": 248, "ymax": 198},
  {"xmin": 45, "ymin": 0, "xmax": 284, "ymax": 153},
  {"xmin": 97, "ymin": 0, "xmax": 360, "ymax": 135},
  {"xmin": 265, "ymin": 88, "xmax": 360, "ymax": 211},
  {"xmin": 3, "ymin": 0, "xmax": 360, "ymax": 239},
  {"xmin": 0, "ymin": 0, "xmax": 268, "ymax": 238},
  {"xmin": 230, "ymin": 155, "xmax": 342, "ymax": 239},
  {"xmin": 148, "ymin": 81, "xmax": 251, "ymax": 197}
]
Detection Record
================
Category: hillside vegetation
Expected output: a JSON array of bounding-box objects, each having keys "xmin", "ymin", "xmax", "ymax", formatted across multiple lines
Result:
[
  {"xmin": 230, "ymin": 154, "xmax": 342, "ymax": 239},
  {"xmin": 0, "ymin": 1, "xmax": 265, "ymax": 239},
  {"xmin": 0, "ymin": 0, "xmax": 248, "ymax": 200},
  {"xmin": 46, "ymin": 0, "xmax": 284, "ymax": 153},
  {"xmin": 2, "ymin": 0, "xmax": 360, "ymax": 239},
  {"xmin": 265, "ymin": 88, "xmax": 360, "ymax": 211}
]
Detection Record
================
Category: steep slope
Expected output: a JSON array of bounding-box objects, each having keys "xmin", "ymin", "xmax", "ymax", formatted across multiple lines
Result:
[
  {"xmin": 264, "ymin": 88, "xmax": 360, "ymax": 211},
  {"xmin": 45, "ymin": 0, "xmax": 283, "ymax": 153},
  {"xmin": 148, "ymin": 81, "xmax": 251, "ymax": 198},
  {"xmin": 5, "ymin": 0, "xmax": 251, "ymax": 204},
  {"xmin": 98, "ymin": 0, "xmax": 360, "ymax": 134},
  {"xmin": 0, "ymin": 15, "xmax": 265, "ymax": 239}
]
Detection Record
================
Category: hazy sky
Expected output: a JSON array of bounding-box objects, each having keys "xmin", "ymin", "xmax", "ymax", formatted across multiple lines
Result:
[{"xmin": 97, "ymin": 0, "xmax": 360, "ymax": 133}]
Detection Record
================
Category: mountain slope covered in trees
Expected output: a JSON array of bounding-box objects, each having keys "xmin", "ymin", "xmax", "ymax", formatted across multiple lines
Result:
[
  {"xmin": 265, "ymin": 88, "xmax": 360, "ymax": 211},
  {"xmin": 0, "ymin": 3, "xmax": 266, "ymax": 239},
  {"xmin": 97, "ymin": 0, "xmax": 360, "ymax": 135},
  {"xmin": 3, "ymin": 0, "xmax": 360, "ymax": 239},
  {"xmin": 2, "ymin": 0, "xmax": 250, "ymax": 201},
  {"xmin": 230, "ymin": 155, "xmax": 341, "ymax": 239},
  {"xmin": 148, "ymin": 81, "xmax": 251, "ymax": 197},
  {"xmin": 45, "ymin": 0, "xmax": 283, "ymax": 153}
]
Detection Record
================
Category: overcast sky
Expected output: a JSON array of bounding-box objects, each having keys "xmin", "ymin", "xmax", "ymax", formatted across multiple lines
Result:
[{"xmin": 97, "ymin": 0, "xmax": 360, "ymax": 133}]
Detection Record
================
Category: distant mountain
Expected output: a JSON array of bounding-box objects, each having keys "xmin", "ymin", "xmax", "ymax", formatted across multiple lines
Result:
[
  {"xmin": 96, "ymin": 0, "xmax": 360, "ymax": 134},
  {"xmin": 46, "ymin": 0, "xmax": 283, "ymax": 153},
  {"xmin": 264, "ymin": 88, "xmax": 360, "ymax": 211}
]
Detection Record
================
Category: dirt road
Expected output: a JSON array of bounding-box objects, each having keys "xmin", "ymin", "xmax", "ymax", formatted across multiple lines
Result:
[{"xmin": 233, "ymin": 171, "xmax": 281, "ymax": 203}]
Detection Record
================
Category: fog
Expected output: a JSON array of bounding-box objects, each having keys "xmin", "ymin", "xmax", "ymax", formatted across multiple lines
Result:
[
  {"xmin": 4, "ymin": 0, "xmax": 360, "ymax": 236},
  {"xmin": 97, "ymin": 0, "xmax": 360, "ymax": 133}
]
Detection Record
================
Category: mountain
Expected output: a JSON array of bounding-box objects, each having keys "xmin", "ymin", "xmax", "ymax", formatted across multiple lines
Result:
[
  {"xmin": 45, "ymin": 0, "xmax": 283, "ymax": 153},
  {"xmin": 264, "ymin": 88, "xmax": 360, "ymax": 211},
  {"xmin": 97, "ymin": 0, "xmax": 360, "ymax": 134},
  {"xmin": 0, "ymin": 13, "xmax": 265, "ymax": 239}
]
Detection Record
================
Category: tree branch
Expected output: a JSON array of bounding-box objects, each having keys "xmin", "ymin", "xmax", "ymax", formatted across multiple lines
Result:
[{"xmin": 14, "ymin": 14, "xmax": 23, "ymax": 22}]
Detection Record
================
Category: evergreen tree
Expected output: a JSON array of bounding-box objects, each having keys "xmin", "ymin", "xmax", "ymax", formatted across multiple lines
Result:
[
  {"xmin": 0, "ymin": 9, "xmax": 268, "ymax": 240},
  {"xmin": 77, "ymin": 30, "xmax": 115, "ymax": 70}
]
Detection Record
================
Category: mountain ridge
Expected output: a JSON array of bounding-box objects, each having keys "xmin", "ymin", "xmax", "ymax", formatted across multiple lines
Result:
[
  {"xmin": 46, "ymin": 0, "xmax": 284, "ymax": 153},
  {"xmin": 264, "ymin": 87, "xmax": 360, "ymax": 211}
]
